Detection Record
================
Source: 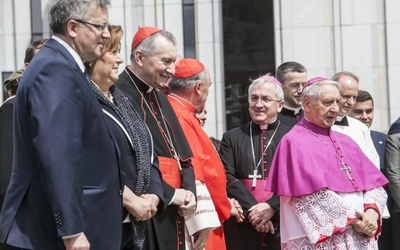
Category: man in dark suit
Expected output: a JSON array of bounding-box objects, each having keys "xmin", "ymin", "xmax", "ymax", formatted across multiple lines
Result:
[
  {"xmin": 350, "ymin": 89, "xmax": 393, "ymax": 250},
  {"xmin": 0, "ymin": 1, "xmax": 123, "ymax": 249}
]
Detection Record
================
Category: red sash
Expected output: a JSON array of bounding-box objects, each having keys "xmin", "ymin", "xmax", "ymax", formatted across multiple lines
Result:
[{"xmin": 241, "ymin": 179, "xmax": 274, "ymax": 203}]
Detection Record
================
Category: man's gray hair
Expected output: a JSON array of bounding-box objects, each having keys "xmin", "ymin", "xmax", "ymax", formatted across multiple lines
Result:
[
  {"xmin": 169, "ymin": 70, "xmax": 208, "ymax": 93},
  {"xmin": 248, "ymin": 76, "xmax": 284, "ymax": 102},
  {"xmin": 130, "ymin": 30, "xmax": 177, "ymax": 61},
  {"xmin": 301, "ymin": 80, "xmax": 339, "ymax": 102},
  {"xmin": 50, "ymin": 0, "xmax": 111, "ymax": 35}
]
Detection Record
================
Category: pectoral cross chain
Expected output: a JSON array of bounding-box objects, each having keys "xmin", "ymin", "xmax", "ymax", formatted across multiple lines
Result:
[{"xmin": 249, "ymin": 169, "xmax": 262, "ymax": 187}]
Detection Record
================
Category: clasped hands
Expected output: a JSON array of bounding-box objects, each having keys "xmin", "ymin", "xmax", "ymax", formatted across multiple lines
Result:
[
  {"xmin": 123, "ymin": 185, "xmax": 159, "ymax": 221},
  {"xmin": 248, "ymin": 202, "xmax": 276, "ymax": 234},
  {"xmin": 351, "ymin": 209, "xmax": 379, "ymax": 237},
  {"xmin": 173, "ymin": 188, "xmax": 196, "ymax": 216}
]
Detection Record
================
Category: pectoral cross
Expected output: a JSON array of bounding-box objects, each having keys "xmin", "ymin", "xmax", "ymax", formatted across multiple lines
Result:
[
  {"xmin": 249, "ymin": 169, "xmax": 262, "ymax": 187},
  {"xmin": 340, "ymin": 162, "xmax": 352, "ymax": 180}
]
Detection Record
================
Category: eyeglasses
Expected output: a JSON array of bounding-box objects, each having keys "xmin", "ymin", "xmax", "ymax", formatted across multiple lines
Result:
[
  {"xmin": 288, "ymin": 82, "xmax": 305, "ymax": 89},
  {"xmin": 250, "ymin": 96, "xmax": 281, "ymax": 105},
  {"xmin": 75, "ymin": 19, "xmax": 108, "ymax": 32}
]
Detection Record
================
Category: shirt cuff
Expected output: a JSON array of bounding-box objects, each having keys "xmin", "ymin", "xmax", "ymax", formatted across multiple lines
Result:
[
  {"xmin": 62, "ymin": 232, "xmax": 83, "ymax": 240},
  {"xmin": 169, "ymin": 190, "xmax": 177, "ymax": 205}
]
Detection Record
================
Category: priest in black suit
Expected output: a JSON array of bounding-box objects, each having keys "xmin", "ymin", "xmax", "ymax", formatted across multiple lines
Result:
[{"xmin": 275, "ymin": 61, "xmax": 307, "ymax": 128}]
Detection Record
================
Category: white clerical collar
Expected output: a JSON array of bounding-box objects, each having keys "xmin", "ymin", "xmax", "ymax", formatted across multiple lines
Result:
[
  {"xmin": 52, "ymin": 35, "xmax": 85, "ymax": 73},
  {"xmin": 336, "ymin": 115, "xmax": 346, "ymax": 122},
  {"xmin": 126, "ymin": 66, "xmax": 155, "ymax": 93},
  {"xmin": 283, "ymin": 105, "xmax": 301, "ymax": 115},
  {"xmin": 256, "ymin": 119, "xmax": 277, "ymax": 130}
]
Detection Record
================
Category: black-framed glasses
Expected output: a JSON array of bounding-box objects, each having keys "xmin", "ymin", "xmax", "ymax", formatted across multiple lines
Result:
[{"xmin": 75, "ymin": 19, "xmax": 108, "ymax": 32}]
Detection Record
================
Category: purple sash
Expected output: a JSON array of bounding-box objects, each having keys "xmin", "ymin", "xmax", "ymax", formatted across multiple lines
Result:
[{"xmin": 241, "ymin": 179, "xmax": 274, "ymax": 203}]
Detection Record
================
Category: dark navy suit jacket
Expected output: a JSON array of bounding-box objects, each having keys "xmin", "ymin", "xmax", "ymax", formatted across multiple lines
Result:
[
  {"xmin": 0, "ymin": 38, "xmax": 123, "ymax": 249},
  {"xmin": 371, "ymin": 130, "xmax": 387, "ymax": 171},
  {"xmin": 371, "ymin": 130, "xmax": 392, "ymax": 207}
]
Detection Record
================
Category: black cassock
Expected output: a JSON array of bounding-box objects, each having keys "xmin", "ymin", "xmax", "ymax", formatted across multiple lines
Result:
[
  {"xmin": 219, "ymin": 119, "xmax": 291, "ymax": 250},
  {"xmin": 278, "ymin": 106, "xmax": 303, "ymax": 129},
  {"xmin": 115, "ymin": 68, "xmax": 196, "ymax": 250}
]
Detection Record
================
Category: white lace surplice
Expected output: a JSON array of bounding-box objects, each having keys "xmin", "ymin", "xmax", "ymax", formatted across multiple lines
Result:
[{"xmin": 281, "ymin": 188, "xmax": 387, "ymax": 250}]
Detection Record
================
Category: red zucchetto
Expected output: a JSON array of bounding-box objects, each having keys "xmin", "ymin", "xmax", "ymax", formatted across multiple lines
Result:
[
  {"xmin": 173, "ymin": 58, "xmax": 205, "ymax": 79},
  {"xmin": 131, "ymin": 26, "xmax": 161, "ymax": 51}
]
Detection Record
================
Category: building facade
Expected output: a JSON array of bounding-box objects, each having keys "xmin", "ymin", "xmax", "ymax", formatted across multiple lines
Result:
[{"xmin": 1, "ymin": 0, "xmax": 400, "ymax": 138}]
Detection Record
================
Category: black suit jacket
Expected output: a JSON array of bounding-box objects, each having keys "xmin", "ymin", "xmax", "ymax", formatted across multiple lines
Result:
[
  {"xmin": 0, "ymin": 97, "xmax": 15, "ymax": 210},
  {"xmin": 0, "ymin": 97, "xmax": 19, "ymax": 250},
  {"xmin": 0, "ymin": 38, "xmax": 123, "ymax": 249}
]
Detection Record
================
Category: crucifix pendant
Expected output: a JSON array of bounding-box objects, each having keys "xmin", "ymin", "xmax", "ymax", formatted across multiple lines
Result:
[
  {"xmin": 340, "ymin": 162, "xmax": 352, "ymax": 180},
  {"xmin": 249, "ymin": 169, "xmax": 262, "ymax": 187}
]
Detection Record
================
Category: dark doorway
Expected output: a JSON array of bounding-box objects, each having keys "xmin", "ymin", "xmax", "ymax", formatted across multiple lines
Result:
[{"xmin": 223, "ymin": 0, "xmax": 276, "ymax": 130}]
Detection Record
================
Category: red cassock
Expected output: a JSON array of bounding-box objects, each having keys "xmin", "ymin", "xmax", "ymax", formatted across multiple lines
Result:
[{"xmin": 168, "ymin": 94, "xmax": 232, "ymax": 250}]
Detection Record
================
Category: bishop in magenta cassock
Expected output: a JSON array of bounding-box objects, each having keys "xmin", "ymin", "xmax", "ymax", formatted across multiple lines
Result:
[
  {"xmin": 266, "ymin": 77, "xmax": 388, "ymax": 250},
  {"xmin": 219, "ymin": 74, "xmax": 292, "ymax": 250}
]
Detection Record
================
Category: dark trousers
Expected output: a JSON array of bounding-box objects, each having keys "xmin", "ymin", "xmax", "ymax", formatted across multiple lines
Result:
[
  {"xmin": 379, "ymin": 217, "xmax": 394, "ymax": 250},
  {"xmin": 392, "ymin": 212, "xmax": 400, "ymax": 250},
  {"xmin": 224, "ymin": 216, "xmax": 280, "ymax": 250},
  {"xmin": 0, "ymin": 243, "xmax": 25, "ymax": 250}
]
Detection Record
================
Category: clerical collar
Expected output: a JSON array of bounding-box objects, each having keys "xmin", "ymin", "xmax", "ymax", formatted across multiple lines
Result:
[
  {"xmin": 252, "ymin": 119, "xmax": 279, "ymax": 131},
  {"xmin": 125, "ymin": 66, "xmax": 154, "ymax": 93},
  {"xmin": 335, "ymin": 115, "xmax": 349, "ymax": 126},
  {"xmin": 281, "ymin": 105, "xmax": 301, "ymax": 115}
]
